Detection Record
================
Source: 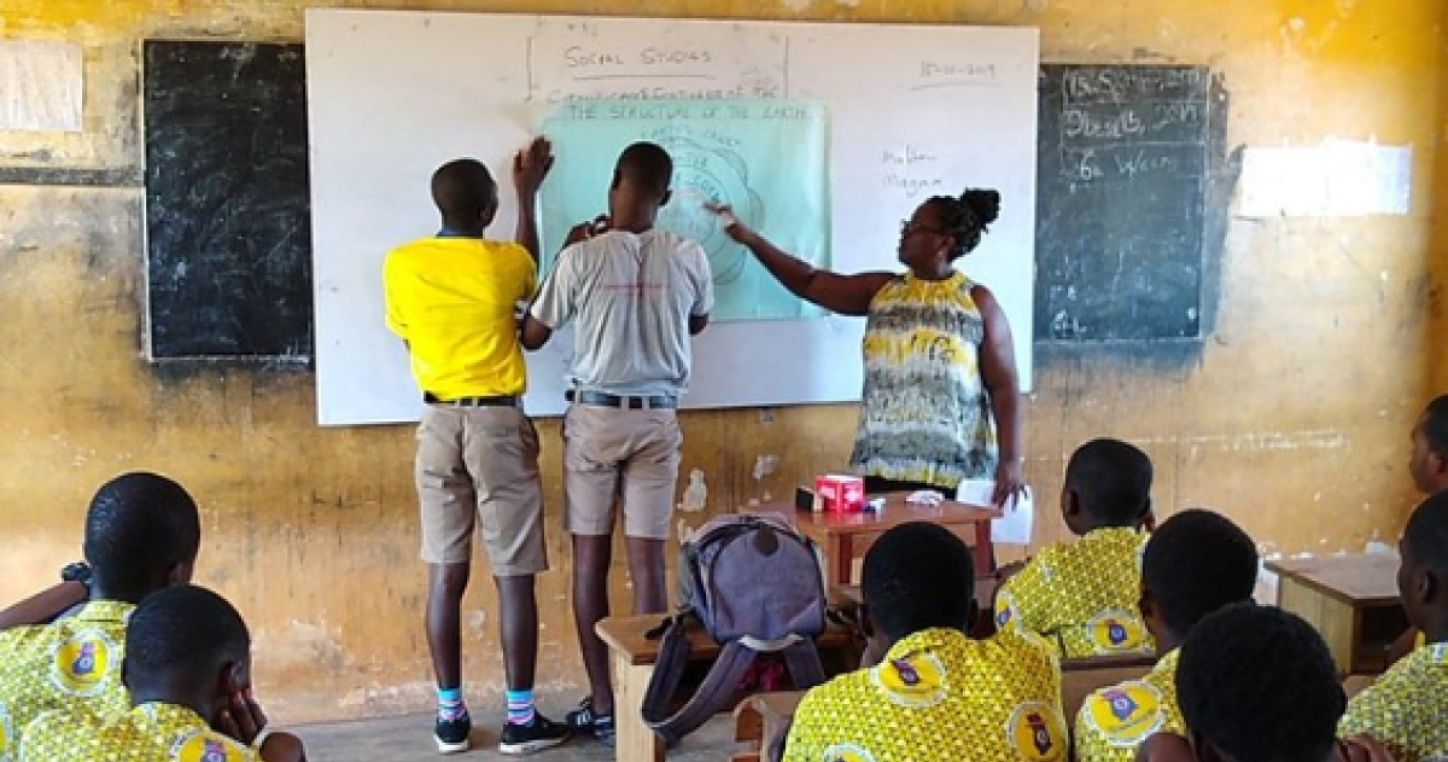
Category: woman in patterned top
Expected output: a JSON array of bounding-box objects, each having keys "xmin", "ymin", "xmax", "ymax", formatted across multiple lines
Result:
[{"xmin": 710, "ymin": 191, "xmax": 1025, "ymax": 506}]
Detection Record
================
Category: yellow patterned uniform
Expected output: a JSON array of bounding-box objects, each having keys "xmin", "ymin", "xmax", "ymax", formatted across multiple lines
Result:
[
  {"xmin": 1074, "ymin": 649, "xmax": 1182, "ymax": 762},
  {"xmin": 0, "ymin": 601, "xmax": 133, "ymax": 761},
  {"xmin": 20, "ymin": 702, "xmax": 258, "ymax": 761},
  {"xmin": 994, "ymin": 527, "xmax": 1154, "ymax": 658},
  {"xmin": 853, "ymin": 272, "xmax": 997, "ymax": 489},
  {"xmin": 782, "ymin": 627, "xmax": 1069, "ymax": 762},
  {"xmin": 1338, "ymin": 642, "xmax": 1448, "ymax": 762}
]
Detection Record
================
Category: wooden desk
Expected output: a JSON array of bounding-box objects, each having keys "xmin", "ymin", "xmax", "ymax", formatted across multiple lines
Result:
[
  {"xmin": 1267, "ymin": 555, "xmax": 1408, "ymax": 675},
  {"xmin": 749, "ymin": 494, "xmax": 999, "ymax": 585},
  {"xmin": 595, "ymin": 614, "xmax": 854, "ymax": 762}
]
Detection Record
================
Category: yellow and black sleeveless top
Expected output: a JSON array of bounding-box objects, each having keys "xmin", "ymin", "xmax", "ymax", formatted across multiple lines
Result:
[{"xmin": 851, "ymin": 271, "xmax": 998, "ymax": 489}]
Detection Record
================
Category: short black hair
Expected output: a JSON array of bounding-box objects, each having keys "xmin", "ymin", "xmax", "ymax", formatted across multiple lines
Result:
[
  {"xmin": 1177, "ymin": 603, "xmax": 1344, "ymax": 762},
  {"xmin": 1425, "ymin": 394, "xmax": 1448, "ymax": 458},
  {"xmin": 929, "ymin": 188, "xmax": 1000, "ymax": 260},
  {"xmin": 611, "ymin": 142, "xmax": 672, "ymax": 197},
  {"xmin": 1142, "ymin": 509, "xmax": 1258, "ymax": 638},
  {"xmin": 862, "ymin": 521, "xmax": 974, "ymax": 640},
  {"xmin": 125, "ymin": 586, "xmax": 249, "ymax": 688},
  {"xmin": 83, "ymin": 472, "xmax": 201, "ymax": 600},
  {"xmin": 1065, "ymin": 438, "xmax": 1153, "ymax": 525},
  {"xmin": 430, "ymin": 159, "xmax": 497, "ymax": 222},
  {"xmin": 1405, "ymin": 491, "xmax": 1448, "ymax": 575}
]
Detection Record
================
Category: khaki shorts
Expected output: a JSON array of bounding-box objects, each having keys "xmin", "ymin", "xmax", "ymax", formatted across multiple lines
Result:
[
  {"xmin": 415, "ymin": 405, "xmax": 547, "ymax": 576},
  {"xmin": 562, "ymin": 404, "xmax": 682, "ymax": 540}
]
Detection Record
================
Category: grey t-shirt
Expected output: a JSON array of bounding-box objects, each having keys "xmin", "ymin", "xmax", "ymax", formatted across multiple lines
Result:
[{"xmin": 530, "ymin": 229, "xmax": 714, "ymax": 396}]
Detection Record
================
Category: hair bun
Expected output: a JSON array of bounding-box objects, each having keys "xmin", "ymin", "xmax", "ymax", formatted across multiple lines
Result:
[{"xmin": 961, "ymin": 189, "xmax": 1001, "ymax": 226}]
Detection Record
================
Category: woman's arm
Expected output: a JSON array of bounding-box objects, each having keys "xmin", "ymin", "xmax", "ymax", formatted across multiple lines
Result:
[
  {"xmin": 711, "ymin": 204, "xmax": 892, "ymax": 316},
  {"xmin": 973, "ymin": 284, "xmax": 1026, "ymax": 507}
]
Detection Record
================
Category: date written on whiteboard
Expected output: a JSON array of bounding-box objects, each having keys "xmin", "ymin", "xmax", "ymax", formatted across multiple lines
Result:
[{"xmin": 911, "ymin": 61, "xmax": 998, "ymax": 91}]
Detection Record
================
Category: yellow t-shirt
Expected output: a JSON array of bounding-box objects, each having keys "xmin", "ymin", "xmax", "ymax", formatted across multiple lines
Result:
[
  {"xmin": 1338, "ymin": 642, "xmax": 1448, "ymax": 762},
  {"xmin": 383, "ymin": 237, "xmax": 537, "ymax": 400},
  {"xmin": 995, "ymin": 527, "xmax": 1154, "ymax": 658},
  {"xmin": 783, "ymin": 627, "xmax": 1069, "ymax": 762},
  {"xmin": 1074, "ymin": 649, "xmax": 1183, "ymax": 762},
  {"xmin": 0, "ymin": 600, "xmax": 133, "ymax": 760},
  {"xmin": 21, "ymin": 701, "xmax": 259, "ymax": 761}
]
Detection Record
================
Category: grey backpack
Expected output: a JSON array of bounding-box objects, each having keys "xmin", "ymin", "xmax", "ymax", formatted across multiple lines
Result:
[{"xmin": 640, "ymin": 513, "xmax": 828, "ymax": 744}]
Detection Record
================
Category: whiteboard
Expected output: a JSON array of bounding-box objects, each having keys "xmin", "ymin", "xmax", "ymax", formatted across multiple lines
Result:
[{"xmin": 306, "ymin": 10, "xmax": 1038, "ymax": 426}]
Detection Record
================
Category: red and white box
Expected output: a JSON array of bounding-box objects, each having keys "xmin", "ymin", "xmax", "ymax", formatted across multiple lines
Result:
[{"xmin": 815, "ymin": 474, "xmax": 865, "ymax": 513}]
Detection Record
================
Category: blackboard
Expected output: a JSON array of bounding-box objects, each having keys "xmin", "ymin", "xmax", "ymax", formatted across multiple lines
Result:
[
  {"xmin": 143, "ymin": 40, "xmax": 312, "ymax": 361},
  {"xmin": 1035, "ymin": 64, "xmax": 1223, "ymax": 342}
]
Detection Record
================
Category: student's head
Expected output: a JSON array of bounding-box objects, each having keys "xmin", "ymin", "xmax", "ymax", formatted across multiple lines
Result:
[
  {"xmin": 1398, "ymin": 491, "xmax": 1448, "ymax": 634},
  {"xmin": 897, "ymin": 188, "xmax": 1000, "ymax": 272},
  {"xmin": 1139, "ymin": 509, "xmax": 1258, "ymax": 648},
  {"xmin": 861, "ymin": 522, "xmax": 974, "ymax": 643},
  {"xmin": 608, "ymin": 142, "xmax": 673, "ymax": 217},
  {"xmin": 430, "ymin": 158, "xmax": 498, "ymax": 231},
  {"xmin": 83, "ymin": 472, "xmax": 201, "ymax": 603},
  {"xmin": 122, "ymin": 586, "xmax": 251, "ymax": 720},
  {"xmin": 1409, "ymin": 394, "xmax": 1448, "ymax": 495},
  {"xmin": 1061, "ymin": 438, "xmax": 1153, "ymax": 534},
  {"xmin": 1176, "ymin": 603, "xmax": 1345, "ymax": 762}
]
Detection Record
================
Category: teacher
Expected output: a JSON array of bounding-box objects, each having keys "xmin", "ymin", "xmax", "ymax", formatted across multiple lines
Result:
[{"xmin": 711, "ymin": 190, "xmax": 1025, "ymax": 506}]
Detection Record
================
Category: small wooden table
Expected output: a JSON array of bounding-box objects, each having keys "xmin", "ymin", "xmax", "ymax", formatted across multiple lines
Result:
[
  {"xmin": 1267, "ymin": 554, "xmax": 1408, "ymax": 675},
  {"xmin": 595, "ymin": 614, "xmax": 854, "ymax": 762},
  {"xmin": 751, "ymin": 493, "xmax": 999, "ymax": 584}
]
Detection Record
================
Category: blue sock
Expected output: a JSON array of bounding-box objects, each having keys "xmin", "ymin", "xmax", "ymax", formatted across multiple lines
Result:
[
  {"xmin": 438, "ymin": 686, "xmax": 467, "ymax": 721},
  {"xmin": 506, "ymin": 689, "xmax": 536, "ymax": 726}
]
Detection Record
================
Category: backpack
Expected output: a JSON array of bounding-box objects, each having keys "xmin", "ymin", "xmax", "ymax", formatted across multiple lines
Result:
[{"xmin": 640, "ymin": 512, "xmax": 829, "ymax": 744}]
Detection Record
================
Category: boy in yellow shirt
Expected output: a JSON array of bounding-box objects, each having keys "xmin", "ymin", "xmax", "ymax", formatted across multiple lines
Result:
[
  {"xmin": 1337, "ymin": 491, "xmax": 1448, "ymax": 761},
  {"xmin": 1074, "ymin": 509, "xmax": 1259, "ymax": 762},
  {"xmin": 0, "ymin": 472, "xmax": 200, "ymax": 760},
  {"xmin": 20, "ymin": 585, "xmax": 306, "ymax": 761},
  {"xmin": 995, "ymin": 439, "xmax": 1154, "ymax": 657},
  {"xmin": 784, "ymin": 521, "xmax": 1069, "ymax": 762}
]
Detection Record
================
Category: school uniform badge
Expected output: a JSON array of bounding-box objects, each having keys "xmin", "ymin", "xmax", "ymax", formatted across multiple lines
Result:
[
  {"xmin": 871, "ymin": 651, "xmax": 948, "ymax": 708},
  {"xmin": 0, "ymin": 702, "xmax": 12, "ymax": 761},
  {"xmin": 1007, "ymin": 701, "xmax": 1068, "ymax": 762},
  {"xmin": 172, "ymin": 730, "xmax": 246, "ymax": 762},
  {"xmin": 1087, "ymin": 610, "xmax": 1147, "ymax": 651},
  {"xmin": 50, "ymin": 630, "xmax": 116, "ymax": 696},
  {"xmin": 821, "ymin": 742, "xmax": 877, "ymax": 762},
  {"xmin": 994, "ymin": 591, "xmax": 1018, "ymax": 629},
  {"xmin": 1082, "ymin": 681, "xmax": 1165, "ymax": 745}
]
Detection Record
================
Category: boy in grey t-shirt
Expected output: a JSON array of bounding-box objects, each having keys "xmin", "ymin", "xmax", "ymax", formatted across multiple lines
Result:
[{"xmin": 522, "ymin": 142, "xmax": 712, "ymax": 744}]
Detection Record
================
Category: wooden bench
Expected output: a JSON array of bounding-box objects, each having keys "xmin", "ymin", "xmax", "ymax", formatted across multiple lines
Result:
[{"xmin": 595, "ymin": 614, "xmax": 855, "ymax": 762}]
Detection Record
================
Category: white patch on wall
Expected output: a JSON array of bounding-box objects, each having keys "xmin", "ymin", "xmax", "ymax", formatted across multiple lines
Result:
[
  {"xmin": 752, "ymin": 455, "xmax": 779, "ymax": 481},
  {"xmin": 1237, "ymin": 139, "xmax": 1412, "ymax": 217},
  {"xmin": 0, "ymin": 40, "xmax": 83, "ymax": 132},
  {"xmin": 678, "ymin": 468, "xmax": 708, "ymax": 513}
]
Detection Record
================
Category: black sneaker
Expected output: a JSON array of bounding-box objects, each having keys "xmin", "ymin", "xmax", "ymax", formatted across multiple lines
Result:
[
  {"xmin": 498, "ymin": 713, "xmax": 570, "ymax": 755},
  {"xmin": 434, "ymin": 712, "xmax": 471, "ymax": 754},
  {"xmin": 565, "ymin": 697, "xmax": 616, "ymax": 747}
]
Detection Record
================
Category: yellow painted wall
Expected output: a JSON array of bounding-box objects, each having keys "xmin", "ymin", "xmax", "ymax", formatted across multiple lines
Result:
[{"xmin": 0, "ymin": 0, "xmax": 1441, "ymax": 724}]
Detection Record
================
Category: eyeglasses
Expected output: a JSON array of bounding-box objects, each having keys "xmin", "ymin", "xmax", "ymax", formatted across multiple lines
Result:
[{"xmin": 900, "ymin": 219, "xmax": 946, "ymax": 237}]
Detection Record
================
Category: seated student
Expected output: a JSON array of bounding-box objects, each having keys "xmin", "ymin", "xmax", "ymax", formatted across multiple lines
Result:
[
  {"xmin": 1138, "ymin": 603, "xmax": 1391, "ymax": 762},
  {"xmin": 995, "ymin": 438, "xmax": 1155, "ymax": 657},
  {"xmin": 21, "ymin": 585, "xmax": 306, "ymax": 761},
  {"xmin": 0, "ymin": 472, "xmax": 200, "ymax": 759},
  {"xmin": 1074, "ymin": 509, "xmax": 1258, "ymax": 762},
  {"xmin": 784, "ymin": 521, "xmax": 1069, "ymax": 762},
  {"xmin": 1337, "ymin": 491, "xmax": 1448, "ymax": 761}
]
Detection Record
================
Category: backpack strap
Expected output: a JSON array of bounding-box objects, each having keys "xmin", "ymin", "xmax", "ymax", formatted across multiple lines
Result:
[
  {"xmin": 780, "ymin": 639, "xmax": 827, "ymax": 691},
  {"xmin": 643, "ymin": 637, "xmax": 761, "ymax": 745}
]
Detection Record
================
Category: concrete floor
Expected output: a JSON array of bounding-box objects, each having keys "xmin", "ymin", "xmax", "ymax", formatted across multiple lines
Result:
[{"xmin": 295, "ymin": 711, "xmax": 740, "ymax": 761}]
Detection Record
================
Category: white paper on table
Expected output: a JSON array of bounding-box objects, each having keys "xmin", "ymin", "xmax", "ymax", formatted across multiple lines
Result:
[{"xmin": 956, "ymin": 479, "xmax": 1035, "ymax": 545}]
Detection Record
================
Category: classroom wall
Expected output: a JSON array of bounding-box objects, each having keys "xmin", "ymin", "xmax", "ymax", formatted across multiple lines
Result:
[{"xmin": 1, "ymin": 0, "xmax": 1441, "ymax": 723}]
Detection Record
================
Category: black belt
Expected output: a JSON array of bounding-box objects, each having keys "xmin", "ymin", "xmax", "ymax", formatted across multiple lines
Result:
[
  {"xmin": 424, "ymin": 392, "xmax": 519, "ymax": 407},
  {"xmin": 566, "ymin": 390, "xmax": 677, "ymax": 409}
]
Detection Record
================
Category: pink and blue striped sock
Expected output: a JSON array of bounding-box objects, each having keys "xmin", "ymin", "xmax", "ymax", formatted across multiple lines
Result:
[
  {"xmin": 437, "ymin": 686, "xmax": 467, "ymax": 721},
  {"xmin": 506, "ymin": 689, "xmax": 536, "ymax": 726}
]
